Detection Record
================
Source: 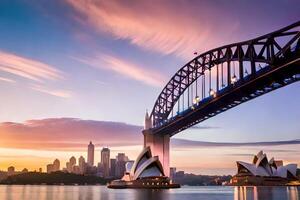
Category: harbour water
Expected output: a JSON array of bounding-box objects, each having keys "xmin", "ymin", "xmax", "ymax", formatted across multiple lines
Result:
[{"xmin": 0, "ymin": 185, "xmax": 299, "ymax": 200}]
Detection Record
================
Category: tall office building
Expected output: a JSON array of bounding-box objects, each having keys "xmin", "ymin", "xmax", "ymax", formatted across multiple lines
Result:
[
  {"xmin": 53, "ymin": 159, "xmax": 60, "ymax": 171},
  {"xmin": 87, "ymin": 141, "xmax": 95, "ymax": 166},
  {"xmin": 170, "ymin": 167, "xmax": 176, "ymax": 180},
  {"xmin": 66, "ymin": 156, "xmax": 76, "ymax": 173},
  {"xmin": 78, "ymin": 156, "xmax": 86, "ymax": 174},
  {"xmin": 101, "ymin": 147, "xmax": 110, "ymax": 178},
  {"xmin": 115, "ymin": 153, "xmax": 127, "ymax": 178},
  {"xmin": 110, "ymin": 158, "xmax": 116, "ymax": 177},
  {"xmin": 70, "ymin": 156, "xmax": 76, "ymax": 166}
]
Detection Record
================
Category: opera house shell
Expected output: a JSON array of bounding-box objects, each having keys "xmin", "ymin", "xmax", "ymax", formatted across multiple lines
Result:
[
  {"xmin": 232, "ymin": 151, "xmax": 299, "ymax": 186},
  {"xmin": 108, "ymin": 147, "xmax": 180, "ymax": 189}
]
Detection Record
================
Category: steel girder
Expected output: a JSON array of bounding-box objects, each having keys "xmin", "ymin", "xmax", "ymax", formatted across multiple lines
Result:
[{"xmin": 150, "ymin": 21, "xmax": 300, "ymax": 133}]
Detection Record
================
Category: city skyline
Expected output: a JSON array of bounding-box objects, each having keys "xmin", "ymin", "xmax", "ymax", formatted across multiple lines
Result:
[
  {"xmin": 2, "ymin": 142, "xmax": 131, "ymax": 179},
  {"xmin": 0, "ymin": 0, "xmax": 299, "ymax": 175}
]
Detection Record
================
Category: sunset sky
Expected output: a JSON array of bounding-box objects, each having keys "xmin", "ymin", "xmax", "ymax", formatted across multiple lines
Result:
[{"xmin": 0, "ymin": 0, "xmax": 299, "ymax": 175}]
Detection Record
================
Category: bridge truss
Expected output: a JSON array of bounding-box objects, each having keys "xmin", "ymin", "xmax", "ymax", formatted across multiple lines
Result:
[{"xmin": 150, "ymin": 21, "xmax": 300, "ymax": 136}]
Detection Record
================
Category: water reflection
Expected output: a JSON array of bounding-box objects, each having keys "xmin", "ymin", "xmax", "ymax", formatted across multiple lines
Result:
[
  {"xmin": 0, "ymin": 185, "xmax": 299, "ymax": 200},
  {"xmin": 234, "ymin": 186, "xmax": 299, "ymax": 200},
  {"xmin": 134, "ymin": 189, "xmax": 169, "ymax": 200}
]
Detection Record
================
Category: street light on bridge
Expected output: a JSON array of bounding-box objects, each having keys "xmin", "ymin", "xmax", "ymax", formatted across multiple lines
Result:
[
  {"xmin": 193, "ymin": 96, "xmax": 200, "ymax": 104},
  {"xmin": 231, "ymin": 75, "xmax": 237, "ymax": 84},
  {"xmin": 209, "ymin": 89, "xmax": 216, "ymax": 97}
]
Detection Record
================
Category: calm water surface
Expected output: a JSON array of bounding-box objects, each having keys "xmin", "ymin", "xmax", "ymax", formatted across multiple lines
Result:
[{"xmin": 0, "ymin": 185, "xmax": 299, "ymax": 200}]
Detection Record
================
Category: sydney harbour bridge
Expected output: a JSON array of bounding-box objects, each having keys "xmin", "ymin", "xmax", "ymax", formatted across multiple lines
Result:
[{"xmin": 143, "ymin": 21, "xmax": 300, "ymax": 176}]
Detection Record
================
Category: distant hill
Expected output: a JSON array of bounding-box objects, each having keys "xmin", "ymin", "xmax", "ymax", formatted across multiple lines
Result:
[
  {"xmin": 0, "ymin": 171, "xmax": 108, "ymax": 185},
  {"xmin": 173, "ymin": 174, "xmax": 232, "ymax": 186}
]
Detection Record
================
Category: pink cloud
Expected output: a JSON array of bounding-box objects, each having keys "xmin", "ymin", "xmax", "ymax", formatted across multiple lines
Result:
[
  {"xmin": 74, "ymin": 54, "xmax": 166, "ymax": 87},
  {"xmin": 30, "ymin": 84, "xmax": 72, "ymax": 98},
  {"xmin": 65, "ymin": 1, "xmax": 239, "ymax": 59},
  {"xmin": 0, "ymin": 118, "xmax": 143, "ymax": 151},
  {"xmin": 0, "ymin": 76, "xmax": 16, "ymax": 83},
  {"xmin": 0, "ymin": 50, "xmax": 64, "ymax": 82}
]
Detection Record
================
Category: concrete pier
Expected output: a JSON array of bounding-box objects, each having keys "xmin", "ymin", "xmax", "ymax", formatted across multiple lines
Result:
[
  {"xmin": 143, "ymin": 110, "xmax": 170, "ymax": 177},
  {"xmin": 143, "ymin": 130, "xmax": 170, "ymax": 177}
]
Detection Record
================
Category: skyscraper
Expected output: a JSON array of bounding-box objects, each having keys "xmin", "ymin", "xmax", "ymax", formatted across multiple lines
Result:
[
  {"xmin": 78, "ymin": 156, "xmax": 86, "ymax": 174},
  {"xmin": 70, "ymin": 156, "xmax": 76, "ymax": 166},
  {"xmin": 87, "ymin": 141, "xmax": 95, "ymax": 166},
  {"xmin": 53, "ymin": 159, "xmax": 60, "ymax": 171},
  {"xmin": 101, "ymin": 147, "xmax": 110, "ymax": 178},
  {"xmin": 67, "ymin": 156, "xmax": 76, "ymax": 173},
  {"xmin": 110, "ymin": 158, "xmax": 116, "ymax": 177},
  {"xmin": 170, "ymin": 167, "xmax": 176, "ymax": 180},
  {"xmin": 115, "ymin": 153, "xmax": 127, "ymax": 178}
]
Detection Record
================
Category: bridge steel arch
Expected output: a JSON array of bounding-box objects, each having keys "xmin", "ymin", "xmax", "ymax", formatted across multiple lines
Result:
[{"xmin": 149, "ymin": 21, "xmax": 300, "ymax": 136}]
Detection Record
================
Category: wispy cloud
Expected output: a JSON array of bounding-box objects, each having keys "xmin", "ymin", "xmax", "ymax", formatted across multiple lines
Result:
[
  {"xmin": 31, "ymin": 84, "xmax": 72, "ymax": 98},
  {"xmin": 0, "ymin": 50, "xmax": 71, "ymax": 98},
  {"xmin": 0, "ymin": 76, "xmax": 16, "ymax": 83},
  {"xmin": 0, "ymin": 50, "xmax": 64, "ymax": 82},
  {"xmin": 65, "ymin": 1, "xmax": 238, "ymax": 59},
  {"xmin": 74, "ymin": 54, "xmax": 166, "ymax": 87}
]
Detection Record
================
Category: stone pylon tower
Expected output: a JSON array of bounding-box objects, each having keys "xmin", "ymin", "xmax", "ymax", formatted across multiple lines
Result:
[{"xmin": 143, "ymin": 110, "xmax": 170, "ymax": 177}]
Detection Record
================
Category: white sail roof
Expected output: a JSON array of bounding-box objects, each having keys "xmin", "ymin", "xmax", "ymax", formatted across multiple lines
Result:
[
  {"xmin": 236, "ymin": 151, "xmax": 298, "ymax": 179},
  {"xmin": 126, "ymin": 146, "xmax": 165, "ymax": 181}
]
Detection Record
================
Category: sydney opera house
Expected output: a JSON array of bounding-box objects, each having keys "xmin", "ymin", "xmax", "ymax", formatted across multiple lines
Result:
[
  {"xmin": 231, "ymin": 151, "xmax": 299, "ymax": 186},
  {"xmin": 108, "ymin": 147, "xmax": 180, "ymax": 189}
]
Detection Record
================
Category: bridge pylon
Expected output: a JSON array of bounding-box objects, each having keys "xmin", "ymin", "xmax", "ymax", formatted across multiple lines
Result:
[{"xmin": 143, "ymin": 111, "xmax": 170, "ymax": 177}]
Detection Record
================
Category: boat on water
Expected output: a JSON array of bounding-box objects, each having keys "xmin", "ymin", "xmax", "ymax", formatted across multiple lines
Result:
[{"xmin": 107, "ymin": 147, "xmax": 180, "ymax": 189}]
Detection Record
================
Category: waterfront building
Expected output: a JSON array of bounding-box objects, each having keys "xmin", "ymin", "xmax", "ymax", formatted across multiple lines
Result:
[
  {"xmin": 175, "ymin": 171, "xmax": 185, "ymax": 178},
  {"xmin": 39, "ymin": 168, "xmax": 42, "ymax": 173},
  {"xmin": 101, "ymin": 147, "xmax": 110, "ymax": 178},
  {"xmin": 97, "ymin": 162, "xmax": 104, "ymax": 177},
  {"xmin": 110, "ymin": 158, "xmax": 116, "ymax": 177},
  {"xmin": 66, "ymin": 157, "xmax": 76, "ymax": 173},
  {"xmin": 7, "ymin": 166, "xmax": 15, "ymax": 176},
  {"xmin": 86, "ymin": 165, "xmax": 97, "ymax": 175},
  {"xmin": 78, "ymin": 156, "xmax": 86, "ymax": 174},
  {"xmin": 170, "ymin": 167, "xmax": 176, "ymax": 180},
  {"xmin": 87, "ymin": 141, "xmax": 95, "ymax": 166},
  {"xmin": 53, "ymin": 159, "xmax": 60, "ymax": 171},
  {"xmin": 47, "ymin": 164, "xmax": 53, "ymax": 173},
  {"xmin": 66, "ymin": 162, "xmax": 71, "ymax": 172},
  {"xmin": 70, "ymin": 156, "xmax": 76, "ymax": 166},
  {"xmin": 115, "ymin": 153, "xmax": 127, "ymax": 178},
  {"xmin": 232, "ymin": 151, "xmax": 298, "ymax": 186},
  {"xmin": 0, "ymin": 171, "xmax": 7, "ymax": 181}
]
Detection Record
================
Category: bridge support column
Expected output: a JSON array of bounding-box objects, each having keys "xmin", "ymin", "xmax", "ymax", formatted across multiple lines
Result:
[{"xmin": 143, "ymin": 130, "xmax": 170, "ymax": 177}]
